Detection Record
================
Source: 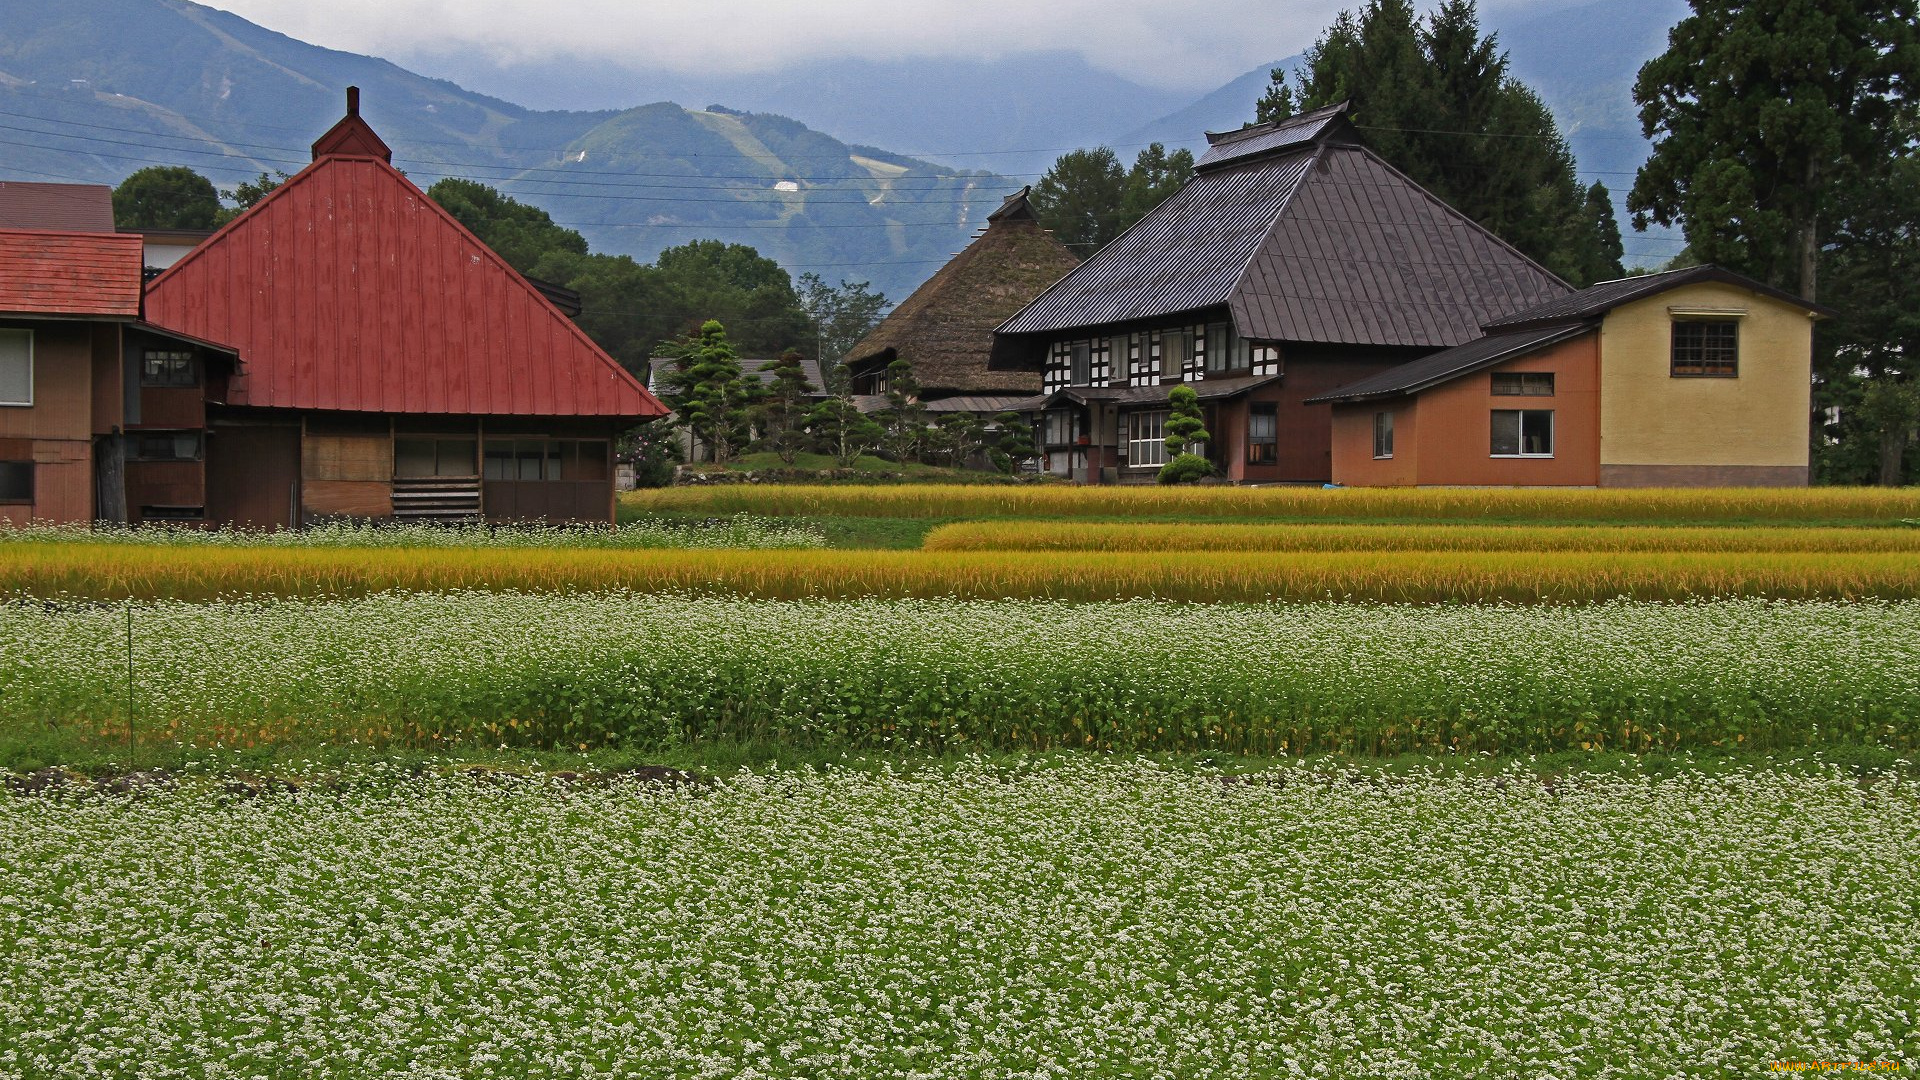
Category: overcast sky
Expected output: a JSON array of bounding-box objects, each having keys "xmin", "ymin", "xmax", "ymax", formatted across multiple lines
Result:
[{"xmin": 200, "ymin": 0, "xmax": 1568, "ymax": 92}]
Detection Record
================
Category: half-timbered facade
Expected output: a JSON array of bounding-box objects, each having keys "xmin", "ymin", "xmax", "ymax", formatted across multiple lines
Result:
[{"xmin": 991, "ymin": 103, "xmax": 1570, "ymax": 483}]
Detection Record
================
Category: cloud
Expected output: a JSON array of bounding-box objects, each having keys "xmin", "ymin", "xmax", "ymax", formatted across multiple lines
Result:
[{"xmin": 198, "ymin": 0, "xmax": 1391, "ymax": 90}]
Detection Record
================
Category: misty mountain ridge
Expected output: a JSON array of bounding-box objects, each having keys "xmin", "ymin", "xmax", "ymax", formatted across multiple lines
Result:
[{"xmin": 0, "ymin": 0, "xmax": 1690, "ymax": 300}]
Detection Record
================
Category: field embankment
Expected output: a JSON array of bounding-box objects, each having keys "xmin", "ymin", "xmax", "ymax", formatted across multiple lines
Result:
[
  {"xmin": 6, "ymin": 543, "xmax": 1920, "ymax": 602},
  {"xmin": 5, "ymin": 594, "xmax": 1914, "ymax": 758},
  {"xmin": 628, "ymin": 483, "xmax": 1920, "ymax": 524},
  {"xmin": 923, "ymin": 521, "xmax": 1920, "ymax": 553}
]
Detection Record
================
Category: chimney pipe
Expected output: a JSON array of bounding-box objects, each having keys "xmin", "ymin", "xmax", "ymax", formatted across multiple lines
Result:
[{"xmin": 346, "ymin": 86, "xmax": 360, "ymax": 117}]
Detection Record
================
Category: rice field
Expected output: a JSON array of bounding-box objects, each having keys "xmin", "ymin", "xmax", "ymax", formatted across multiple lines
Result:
[
  {"xmin": 923, "ymin": 521, "xmax": 1920, "ymax": 553},
  {"xmin": 6, "ymin": 593, "xmax": 1915, "ymax": 757},
  {"xmin": 7, "ymin": 544, "xmax": 1920, "ymax": 603},
  {"xmin": 627, "ymin": 483, "xmax": 1920, "ymax": 523},
  {"xmin": 2, "ymin": 761, "xmax": 1914, "ymax": 1079}
]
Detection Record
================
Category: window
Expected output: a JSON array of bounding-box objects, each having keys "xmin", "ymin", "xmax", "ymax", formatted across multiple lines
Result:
[
  {"xmin": 1087, "ymin": 338, "xmax": 1113, "ymax": 387},
  {"xmin": 1069, "ymin": 341, "xmax": 1091, "ymax": 385},
  {"xmin": 1491, "ymin": 372, "xmax": 1554, "ymax": 396},
  {"xmin": 0, "ymin": 461, "xmax": 30, "ymax": 503},
  {"xmin": 1491, "ymin": 409, "xmax": 1554, "ymax": 457},
  {"xmin": 1161, "ymin": 330, "xmax": 1194, "ymax": 383},
  {"xmin": 1044, "ymin": 342, "xmax": 1071, "ymax": 392},
  {"xmin": 1373, "ymin": 411, "xmax": 1394, "ymax": 459},
  {"xmin": 1672, "ymin": 320, "xmax": 1738, "ymax": 377},
  {"xmin": 141, "ymin": 349, "xmax": 198, "ymax": 388},
  {"xmin": 130, "ymin": 431, "xmax": 202, "ymax": 461},
  {"xmin": 397, "ymin": 438, "xmax": 478, "ymax": 478},
  {"xmin": 1127, "ymin": 410, "xmax": 1168, "ymax": 467},
  {"xmin": 1041, "ymin": 410, "xmax": 1076, "ymax": 446},
  {"xmin": 0, "ymin": 329, "xmax": 29, "ymax": 406},
  {"xmin": 1207, "ymin": 322, "xmax": 1233, "ymax": 374},
  {"xmin": 483, "ymin": 439, "xmax": 609, "ymax": 481},
  {"xmin": 1250, "ymin": 345, "xmax": 1281, "ymax": 378},
  {"xmin": 1248, "ymin": 404, "xmax": 1278, "ymax": 465},
  {"xmin": 1128, "ymin": 333, "xmax": 1160, "ymax": 387}
]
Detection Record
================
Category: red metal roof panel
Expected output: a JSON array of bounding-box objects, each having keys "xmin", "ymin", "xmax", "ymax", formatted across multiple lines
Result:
[
  {"xmin": 0, "ymin": 229, "xmax": 145, "ymax": 317},
  {"xmin": 144, "ymin": 153, "xmax": 665, "ymax": 420}
]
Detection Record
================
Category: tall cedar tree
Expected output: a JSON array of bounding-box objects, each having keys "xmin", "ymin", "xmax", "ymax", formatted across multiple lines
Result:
[
  {"xmin": 1265, "ymin": 0, "xmax": 1621, "ymax": 286},
  {"xmin": 755, "ymin": 350, "xmax": 817, "ymax": 465},
  {"xmin": 667, "ymin": 320, "xmax": 761, "ymax": 464},
  {"xmin": 797, "ymin": 273, "xmax": 891, "ymax": 385},
  {"xmin": 1628, "ymin": 0, "xmax": 1918, "ymax": 303},
  {"xmin": 1819, "ymin": 146, "xmax": 1920, "ymax": 484},
  {"xmin": 1032, "ymin": 143, "xmax": 1196, "ymax": 254}
]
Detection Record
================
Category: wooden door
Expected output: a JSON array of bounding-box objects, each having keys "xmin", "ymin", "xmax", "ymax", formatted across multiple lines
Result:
[{"xmin": 205, "ymin": 425, "xmax": 300, "ymax": 529}]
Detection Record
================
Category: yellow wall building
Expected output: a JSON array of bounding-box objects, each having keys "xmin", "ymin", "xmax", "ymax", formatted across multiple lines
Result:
[{"xmin": 1310, "ymin": 266, "xmax": 1830, "ymax": 487}]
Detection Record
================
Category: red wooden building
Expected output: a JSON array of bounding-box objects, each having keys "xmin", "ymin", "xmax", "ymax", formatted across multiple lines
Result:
[
  {"xmin": 0, "ymin": 227, "xmax": 238, "ymax": 526},
  {"xmin": 143, "ymin": 89, "xmax": 666, "ymax": 527}
]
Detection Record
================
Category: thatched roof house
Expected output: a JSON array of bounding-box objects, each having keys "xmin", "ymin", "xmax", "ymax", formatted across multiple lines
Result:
[{"xmin": 841, "ymin": 188, "xmax": 1080, "ymax": 406}]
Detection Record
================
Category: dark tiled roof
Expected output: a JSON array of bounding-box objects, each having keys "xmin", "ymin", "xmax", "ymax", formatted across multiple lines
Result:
[
  {"xmin": 1304, "ymin": 324, "xmax": 1594, "ymax": 404},
  {"xmin": 1197, "ymin": 102, "xmax": 1358, "ymax": 171},
  {"xmin": 648, "ymin": 354, "xmax": 829, "ymax": 395},
  {"xmin": 998, "ymin": 152, "xmax": 1316, "ymax": 336},
  {"xmin": 0, "ymin": 182, "xmax": 114, "ymax": 233},
  {"xmin": 1484, "ymin": 264, "xmax": 1836, "ymax": 329},
  {"xmin": 921, "ymin": 394, "xmax": 1036, "ymax": 414},
  {"xmin": 995, "ymin": 135, "xmax": 1567, "ymax": 354}
]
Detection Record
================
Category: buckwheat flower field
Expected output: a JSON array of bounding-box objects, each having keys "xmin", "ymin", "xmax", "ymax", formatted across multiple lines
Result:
[
  {"xmin": 1, "ymin": 762, "xmax": 1914, "ymax": 1078},
  {"xmin": 5, "ymin": 594, "xmax": 1918, "ymax": 754}
]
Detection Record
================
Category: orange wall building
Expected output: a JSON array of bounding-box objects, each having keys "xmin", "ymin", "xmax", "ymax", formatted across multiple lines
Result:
[{"xmin": 1311, "ymin": 267, "xmax": 1829, "ymax": 488}]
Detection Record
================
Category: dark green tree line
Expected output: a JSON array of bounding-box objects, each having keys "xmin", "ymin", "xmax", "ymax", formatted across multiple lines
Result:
[{"xmin": 1258, "ymin": 0, "xmax": 1622, "ymax": 286}]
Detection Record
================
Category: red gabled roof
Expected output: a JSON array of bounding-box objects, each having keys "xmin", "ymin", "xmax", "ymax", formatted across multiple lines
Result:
[
  {"xmin": 143, "ymin": 110, "xmax": 664, "ymax": 420},
  {"xmin": 0, "ymin": 229, "xmax": 145, "ymax": 317}
]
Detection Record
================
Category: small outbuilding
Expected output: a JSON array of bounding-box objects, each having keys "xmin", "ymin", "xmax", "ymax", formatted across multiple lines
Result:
[{"xmin": 1307, "ymin": 265, "xmax": 1831, "ymax": 487}]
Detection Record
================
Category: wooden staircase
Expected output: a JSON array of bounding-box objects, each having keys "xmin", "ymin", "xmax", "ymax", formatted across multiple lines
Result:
[{"xmin": 391, "ymin": 476, "xmax": 482, "ymax": 522}]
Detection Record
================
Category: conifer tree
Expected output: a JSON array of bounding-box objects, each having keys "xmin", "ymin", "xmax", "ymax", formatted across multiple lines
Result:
[
  {"xmin": 755, "ymin": 350, "xmax": 817, "ymax": 465},
  {"xmin": 667, "ymin": 320, "xmax": 760, "ymax": 465},
  {"xmin": 1159, "ymin": 385, "xmax": 1214, "ymax": 484}
]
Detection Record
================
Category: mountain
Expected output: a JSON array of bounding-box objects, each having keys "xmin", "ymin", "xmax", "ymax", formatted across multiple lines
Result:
[
  {"xmin": 0, "ymin": 0, "xmax": 1018, "ymax": 300},
  {"xmin": 396, "ymin": 47, "xmax": 1187, "ymax": 179}
]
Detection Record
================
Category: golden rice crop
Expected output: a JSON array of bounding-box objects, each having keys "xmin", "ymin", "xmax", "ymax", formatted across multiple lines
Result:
[
  {"xmin": 626, "ymin": 483, "xmax": 1920, "ymax": 523},
  {"xmin": 924, "ymin": 521, "xmax": 1920, "ymax": 553},
  {"xmin": 6, "ymin": 542, "xmax": 1920, "ymax": 603}
]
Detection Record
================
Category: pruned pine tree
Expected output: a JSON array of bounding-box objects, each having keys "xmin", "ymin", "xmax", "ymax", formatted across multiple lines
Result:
[
  {"xmin": 878, "ymin": 358, "xmax": 928, "ymax": 462},
  {"xmin": 1159, "ymin": 385, "xmax": 1214, "ymax": 484},
  {"xmin": 669, "ymin": 320, "xmax": 761, "ymax": 465},
  {"xmin": 988, "ymin": 411, "xmax": 1039, "ymax": 475},
  {"xmin": 755, "ymin": 350, "xmax": 817, "ymax": 465},
  {"xmin": 807, "ymin": 396, "xmax": 886, "ymax": 469}
]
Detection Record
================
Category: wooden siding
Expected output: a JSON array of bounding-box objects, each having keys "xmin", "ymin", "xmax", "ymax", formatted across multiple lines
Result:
[{"xmin": 205, "ymin": 424, "xmax": 299, "ymax": 529}]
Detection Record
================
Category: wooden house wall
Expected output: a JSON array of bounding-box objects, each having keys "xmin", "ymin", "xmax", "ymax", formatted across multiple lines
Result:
[{"xmin": 0, "ymin": 319, "xmax": 100, "ymax": 524}]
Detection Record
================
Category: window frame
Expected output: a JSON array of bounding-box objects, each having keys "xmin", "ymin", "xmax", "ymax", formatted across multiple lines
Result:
[
  {"xmin": 1490, "ymin": 372, "xmax": 1555, "ymax": 397},
  {"xmin": 1247, "ymin": 403, "xmax": 1278, "ymax": 465},
  {"xmin": 1490, "ymin": 409, "xmax": 1555, "ymax": 458},
  {"xmin": 140, "ymin": 349, "xmax": 200, "ymax": 389},
  {"xmin": 0, "ymin": 460, "xmax": 31, "ymax": 504},
  {"xmin": 129, "ymin": 430, "xmax": 204, "ymax": 463},
  {"xmin": 1373, "ymin": 411, "xmax": 1395, "ymax": 459},
  {"xmin": 0, "ymin": 329, "xmax": 31, "ymax": 407},
  {"xmin": 1670, "ymin": 318, "xmax": 1739, "ymax": 378},
  {"xmin": 1126, "ymin": 410, "xmax": 1169, "ymax": 468}
]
